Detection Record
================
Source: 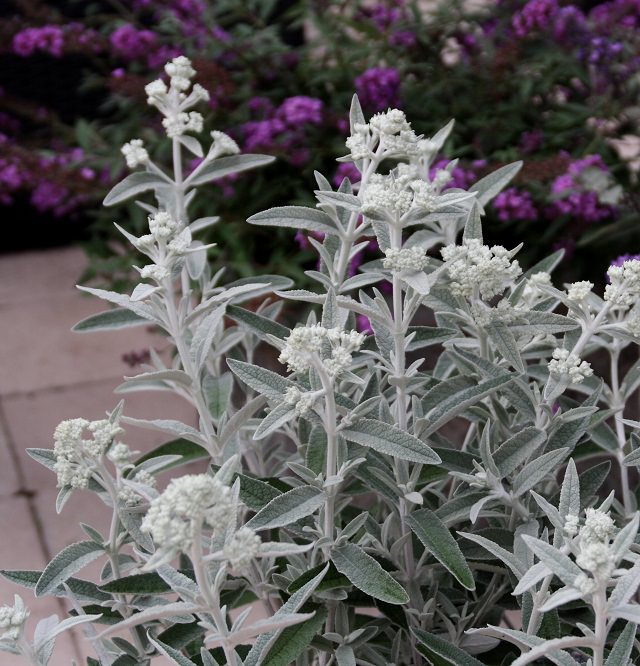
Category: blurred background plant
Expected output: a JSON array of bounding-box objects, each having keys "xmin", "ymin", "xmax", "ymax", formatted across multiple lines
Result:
[{"xmin": 2, "ymin": 0, "xmax": 640, "ymax": 290}]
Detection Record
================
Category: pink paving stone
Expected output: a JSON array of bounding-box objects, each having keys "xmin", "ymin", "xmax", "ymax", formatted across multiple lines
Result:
[{"xmin": 0, "ymin": 497, "xmax": 82, "ymax": 665}]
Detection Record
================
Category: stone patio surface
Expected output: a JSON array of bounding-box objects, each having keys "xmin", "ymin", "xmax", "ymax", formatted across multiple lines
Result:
[{"xmin": 0, "ymin": 246, "xmax": 201, "ymax": 664}]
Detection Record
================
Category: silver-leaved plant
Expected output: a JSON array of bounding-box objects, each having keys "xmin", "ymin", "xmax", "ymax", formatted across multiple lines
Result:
[{"xmin": 2, "ymin": 56, "xmax": 640, "ymax": 666}]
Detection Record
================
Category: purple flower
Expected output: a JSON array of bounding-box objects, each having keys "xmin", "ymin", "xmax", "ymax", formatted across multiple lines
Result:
[
  {"xmin": 13, "ymin": 26, "xmax": 65, "ymax": 57},
  {"xmin": 355, "ymin": 67, "xmax": 401, "ymax": 111},
  {"xmin": 110, "ymin": 24, "xmax": 158, "ymax": 61},
  {"xmin": 492, "ymin": 188, "xmax": 538, "ymax": 222},
  {"xmin": 30, "ymin": 181, "xmax": 68, "ymax": 213},
  {"xmin": 520, "ymin": 129, "xmax": 544, "ymax": 154},
  {"xmin": 277, "ymin": 96, "xmax": 323, "ymax": 126},
  {"xmin": 356, "ymin": 315, "xmax": 374, "ymax": 334},
  {"xmin": 511, "ymin": 0, "xmax": 559, "ymax": 38},
  {"xmin": 333, "ymin": 163, "xmax": 361, "ymax": 188}
]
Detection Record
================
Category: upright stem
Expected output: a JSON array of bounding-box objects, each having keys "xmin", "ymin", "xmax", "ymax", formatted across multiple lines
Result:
[
  {"xmin": 610, "ymin": 343, "xmax": 633, "ymax": 516},
  {"xmin": 162, "ymin": 276, "xmax": 219, "ymax": 457},
  {"xmin": 191, "ymin": 537, "xmax": 238, "ymax": 666},
  {"xmin": 592, "ymin": 587, "xmax": 607, "ymax": 666}
]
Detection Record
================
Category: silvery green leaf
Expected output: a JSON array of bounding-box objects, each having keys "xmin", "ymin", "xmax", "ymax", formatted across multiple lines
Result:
[
  {"xmin": 340, "ymin": 272, "xmax": 385, "ymax": 292},
  {"xmin": 468, "ymin": 626, "xmax": 581, "ymax": 666},
  {"xmin": 34, "ymin": 614, "xmax": 101, "ymax": 653},
  {"xmin": 248, "ymin": 206, "xmax": 339, "ymax": 235},
  {"xmin": 486, "ymin": 321, "xmax": 525, "ymax": 373},
  {"xmin": 189, "ymin": 216, "xmax": 219, "ymax": 233},
  {"xmin": 0, "ymin": 570, "xmax": 109, "ymax": 603},
  {"xmin": 34, "ymin": 614, "xmax": 57, "ymax": 666},
  {"xmin": 36, "ymin": 541, "xmax": 104, "ymax": 597},
  {"xmin": 210, "ymin": 613, "xmax": 315, "ymax": 649},
  {"xmin": 104, "ymin": 172, "xmax": 169, "ymax": 206},
  {"xmin": 322, "ymin": 288, "xmax": 339, "ymax": 328},
  {"xmin": 559, "ymin": 459, "xmax": 580, "ymax": 520},
  {"xmin": 341, "ymin": 418, "xmax": 441, "ymax": 464},
  {"xmin": 520, "ymin": 536, "xmax": 582, "ymax": 587},
  {"xmin": 244, "ymin": 564, "xmax": 329, "ymax": 666},
  {"xmin": 604, "ymin": 621, "xmax": 636, "ymax": 666},
  {"xmin": 277, "ymin": 289, "xmax": 382, "ymax": 323},
  {"xmin": 258, "ymin": 542, "xmax": 314, "ymax": 558},
  {"xmin": 609, "ymin": 561, "xmax": 640, "ymax": 608},
  {"xmin": 611, "ymin": 512, "xmax": 639, "ymax": 562},
  {"xmin": 96, "ymin": 602, "xmax": 199, "ymax": 638},
  {"xmin": 417, "ymin": 375, "xmax": 513, "ymax": 437},
  {"xmin": 512, "ymin": 448, "xmax": 569, "ymax": 497},
  {"xmin": 335, "ymin": 645, "xmax": 356, "ymax": 666},
  {"xmin": 246, "ymin": 486, "xmax": 325, "ymax": 530},
  {"xmin": 509, "ymin": 311, "xmax": 578, "ymax": 335},
  {"xmin": 187, "ymin": 282, "xmax": 276, "ymax": 324},
  {"xmin": 430, "ymin": 119, "xmax": 455, "ymax": 151},
  {"xmin": 610, "ymin": 604, "xmax": 640, "ymax": 623},
  {"xmin": 123, "ymin": 369, "xmax": 192, "ymax": 388},
  {"xmin": 400, "ymin": 269, "xmax": 431, "ymax": 295},
  {"xmin": 314, "ymin": 170, "xmax": 332, "ymax": 191},
  {"xmin": 130, "ymin": 282, "xmax": 158, "ymax": 301},
  {"xmin": 458, "ymin": 532, "xmax": 525, "ymax": 577},
  {"xmin": 227, "ymin": 359, "xmax": 294, "ymax": 401},
  {"xmin": 200, "ymin": 648, "xmax": 220, "ymax": 666},
  {"xmin": 254, "ymin": 402, "xmax": 296, "ymax": 440},
  {"xmin": 406, "ymin": 326, "xmax": 457, "ymax": 351},
  {"xmin": 539, "ymin": 586, "xmax": 583, "ymax": 612},
  {"xmin": 462, "ymin": 201, "xmax": 483, "ymax": 243},
  {"xmin": 55, "ymin": 485, "xmax": 73, "ymax": 514},
  {"xmin": 469, "ymin": 162, "xmax": 522, "ymax": 206},
  {"xmin": 521, "ymin": 249, "xmax": 565, "ymax": 280},
  {"xmin": 203, "ymin": 373, "xmax": 233, "ymax": 420},
  {"xmin": 187, "ymin": 153, "xmax": 275, "ymax": 186},
  {"xmin": 186, "ymin": 240, "xmax": 208, "ymax": 280},
  {"xmin": 223, "ymin": 275, "xmax": 293, "ymax": 303},
  {"xmin": 407, "ymin": 509, "xmax": 475, "ymax": 590},
  {"xmin": 190, "ymin": 305, "xmax": 226, "ymax": 373},
  {"xmin": 99, "ymin": 572, "xmax": 169, "ymax": 595},
  {"xmin": 315, "ymin": 190, "xmax": 361, "ymax": 212},
  {"xmin": 530, "ymin": 492, "xmax": 563, "ymax": 531},
  {"xmin": 77, "ymin": 286, "xmax": 157, "ymax": 322},
  {"xmin": 227, "ymin": 304, "xmax": 290, "ymax": 340},
  {"xmin": 469, "ymin": 495, "xmax": 497, "ymax": 524},
  {"xmin": 157, "ymin": 565, "xmax": 199, "ymax": 600},
  {"xmin": 118, "ymin": 505, "xmax": 153, "ymax": 551},
  {"xmin": 72, "ymin": 308, "xmax": 147, "ymax": 332},
  {"xmin": 178, "ymin": 135, "xmax": 203, "ymax": 157},
  {"xmin": 623, "ymin": 446, "xmax": 640, "ymax": 467},
  {"xmin": 512, "ymin": 561, "xmax": 551, "ymax": 595},
  {"xmin": 149, "ymin": 635, "xmax": 198, "ymax": 665},
  {"xmin": 413, "ymin": 629, "xmax": 484, "ymax": 666},
  {"xmin": 349, "ymin": 94, "xmax": 366, "ymax": 132},
  {"xmin": 218, "ymin": 395, "xmax": 267, "ymax": 448},
  {"xmin": 493, "ymin": 427, "xmax": 547, "ymax": 478},
  {"xmin": 121, "ymin": 416, "xmax": 207, "ymax": 447},
  {"xmin": 331, "ymin": 542, "xmax": 409, "ymax": 604},
  {"xmin": 261, "ymin": 607, "xmax": 328, "ymax": 666}
]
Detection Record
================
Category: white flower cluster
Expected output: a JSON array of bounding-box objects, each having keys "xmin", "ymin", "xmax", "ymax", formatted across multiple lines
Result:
[
  {"xmin": 567, "ymin": 281, "xmax": 593, "ymax": 302},
  {"xmin": 362, "ymin": 174, "xmax": 413, "ymax": 217},
  {"xmin": 520, "ymin": 271, "xmax": 551, "ymax": 306},
  {"xmin": 223, "ymin": 526, "xmax": 261, "ymax": 573},
  {"xmin": 149, "ymin": 211, "xmax": 178, "ymax": 241},
  {"xmin": 441, "ymin": 239, "xmax": 522, "ymax": 300},
  {"xmin": 345, "ymin": 108, "xmax": 448, "ymax": 164},
  {"xmin": 121, "ymin": 139, "xmax": 149, "ymax": 169},
  {"xmin": 107, "ymin": 442, "xmax": 131, "ymax": 466},
  {"xmin": 118, "ymin": 470, "xmax": 156, "ymax": 507},
  {"xmin": 626, "ymin": 310, "xmax": 640, "ymax": 337},
  {"xmin": 53, "ymin": 418, "xmax": 123, "ymax": 489},
  {"xmin": 144, "ymin": 56, "xmax": 208, "ymax": 139},
  {"xmin": 547, "ymin": 348, "xmax": 593, "ymax": 384},
  {"xmin": 141, "ymin": 474, "xmax": 233, "ymax": 554},
  {"xmin": 471, "ymin": 299, "xmax": 518, "ymax": 327},
  {"xmin": 284, "ymin": 386, "xmax": 318, "ymax": 415},
  {"xmin": 210, "ymin": 130, "xmax": 240, "ymax": 157},
  {"xmin": 278, "ymin": 325, "xmax": 365, "ymax": 377},
  {"xmin": 605, "ymin": 259, "xmax": 640, "ymax": 306},
  {"xmin": 383, "ymin": 247, "xmax": 429, "ymax": 272},
  {"xmin": 0, "ymin": 596, "xmax": 28, "ymax": 642}
]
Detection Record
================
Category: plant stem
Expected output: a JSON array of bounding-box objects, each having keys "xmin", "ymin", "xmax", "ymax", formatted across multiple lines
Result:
[
  {"xmin": 592, "ymin": 587, "xmax": 607, "ymax": 666},
  {"xmin": 191, "ymin": 538, "xmax": 238, "ymax": 666},
  {"xmin": 610, "ymin": 343, "xmax": 633, "ymax": 516}
]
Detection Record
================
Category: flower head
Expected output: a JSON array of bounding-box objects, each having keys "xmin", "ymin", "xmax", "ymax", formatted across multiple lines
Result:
[
  {"xmin": 223, "ymin": 526, "xmax": 261, "ymax": 573},
  {"xmin": 0, "ymin": 595, "xmax": 29, "ymax": 642},
  {"xmin": 548, "ymin": 348, "xmax": 593, "ymax": 384},
  {"xmin": 142, "ymin": 474, "xmax": 233, "ymax": 554},
  {"xmin": 441, "ymin": 239, "xmax": 522, "ymax": 300},
  {"xmin": 121, "ymin": 139, "xmax": 148, "ymax": 169}
]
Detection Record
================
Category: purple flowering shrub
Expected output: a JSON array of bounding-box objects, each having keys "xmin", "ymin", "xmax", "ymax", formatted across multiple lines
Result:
[{"xmin": 1, "ymin": 0, "xmax": 640, "ymax": 283}]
